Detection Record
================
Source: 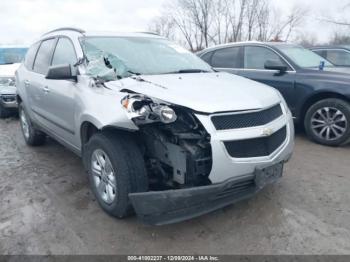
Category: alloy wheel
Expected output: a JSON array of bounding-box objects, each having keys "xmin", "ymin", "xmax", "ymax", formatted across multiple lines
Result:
[
  {"xmin": 91, "ymin": 149, "xmax": 117, "ymax": 205},
  {"xmin": 311, "ymin": 107, "xmax": 348, "ymax": 141},
  {"xmin": 20, "ymin": 108, "xmax": 30, "ymax": 140}
]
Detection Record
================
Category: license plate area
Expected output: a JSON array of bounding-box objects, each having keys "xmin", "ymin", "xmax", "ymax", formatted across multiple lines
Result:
[{"xmin": 254, "ymin": 163, "xmax": 284, "ymax": 189}]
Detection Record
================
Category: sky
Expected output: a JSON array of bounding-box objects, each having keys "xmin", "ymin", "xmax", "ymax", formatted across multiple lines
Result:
[{"xmin": 0, "ymin": 0, "xmax": 349, "ymax": 46}]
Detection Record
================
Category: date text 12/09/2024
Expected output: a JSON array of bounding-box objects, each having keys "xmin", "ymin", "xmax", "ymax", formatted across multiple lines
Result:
[{"xmin": 127, "ymin": 256, "xmax": 220, "ymax": 261}]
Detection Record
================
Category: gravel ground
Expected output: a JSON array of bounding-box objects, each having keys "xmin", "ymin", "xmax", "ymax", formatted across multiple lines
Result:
[{"xmin": 0, "ymin": 117, "xmax": 349, "ymax": 255}]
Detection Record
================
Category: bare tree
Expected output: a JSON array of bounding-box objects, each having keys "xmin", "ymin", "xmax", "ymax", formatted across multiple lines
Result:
[
  {"xmin": 151, "ymin": 0, "xmax": 308, "ymax": 50},
  {"xmin": 271, "ymin": 6, "xmax": 308, "ymax": 42},
  {"xmin": 149, "ymin": 16, "xmax": 175, "ymax": 39}
]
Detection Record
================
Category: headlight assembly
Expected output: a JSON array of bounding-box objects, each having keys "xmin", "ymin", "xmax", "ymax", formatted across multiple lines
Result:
[{"xmin": 121, "ymin": 95, "xmax": 177, "ymax": 125}]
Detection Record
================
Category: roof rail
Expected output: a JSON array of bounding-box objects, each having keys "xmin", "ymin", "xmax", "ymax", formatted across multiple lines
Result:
[
  {"xmin": 42, "ymin": 27, "xmax": 85, "ymax": 36},
  {"xmin": 137, "ymin": 31, "xmax": 160, "ymax": 36}
]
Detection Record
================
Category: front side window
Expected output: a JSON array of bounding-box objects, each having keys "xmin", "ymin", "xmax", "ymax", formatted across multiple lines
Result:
[
  {"xmin": 326, "ymin": 50, "xmax": 350, "ymax": 66},
  {"xmin": 244, "ymin": 46, "xmax": 287, "ymax": 70},
  {"xmin": 52, "ymin": 38, "xmax": 77, "ymax": 66},
  {"xmin": 81, "ymin": 37, "xmax": 212, "ymax": 81},
  {"xmin": 211, "ymin": 47, "xmax": 241, "ymax": 68},
  {"xmin": 277, "ymin": 45, "xmax": 333, "ymax": 68},
  {"xmin": 0, "ymin": 47, "xmax": 28, "ymax": 65},
  {"xmin": 33, "ymin": 38, "xmax": 56, "ymax": 75}
]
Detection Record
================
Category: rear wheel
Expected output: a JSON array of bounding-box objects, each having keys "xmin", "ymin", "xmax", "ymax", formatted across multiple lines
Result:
[
  {"xmin": 19, "ymin": 103, "xmax": 46, "ymax": 146},
  {"xmin": 304, "ymin": 98, "xmax": 350, "ymax": 146},
  {"xmin": 84, "ymin": 131, "xmax": 148, "ymax": 218}
]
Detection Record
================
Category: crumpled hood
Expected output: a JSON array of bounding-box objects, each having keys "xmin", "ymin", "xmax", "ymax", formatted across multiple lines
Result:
[
  {"xmin": 0, "ymin": 63, "xmax": 20, "ymax": 77},
  {"xmin": 106, "ymin": 72, "xmax": 280, "ymax": 113}
]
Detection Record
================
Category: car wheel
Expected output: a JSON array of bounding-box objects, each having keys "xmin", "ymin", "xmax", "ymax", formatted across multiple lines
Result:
[
  {"xmin": 84, "ymin": 131, "xmax": 148, "ymax": 218},
  {"xmin": 0, "ymin": 103, "xmax": 10, "ymax": 118},
  {"xmin": 304, "ymin": 98, "xmax": 350, "ymax": 146},
  {"xmin": 19, "ymin": 103, "xmax": 46, "ymax": 146}
]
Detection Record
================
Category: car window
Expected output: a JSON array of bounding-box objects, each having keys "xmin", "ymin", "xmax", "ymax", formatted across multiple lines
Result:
[
  {"xmin": 200, "ymin": 52, "xmax": 213, "ymax": 64},
  {"xmin": 313, "ymin": 50, "xmax": 327, "ymax": 59},
  {"xmin": 211, "ymin": 47, "xmax": 241, "ymax": 68},
  {"xmin": 24, "ymin": 42, "xmax": 40, "ymax": 70},
  {"xmin": 33, "ymin": 38, "xmax": 56, "ymax": 75},
  {"xmin": 244, "ymin": 46, "xmax": 287, "ymax": 70},
  {"xmin": 326, "ymin": 50, "xmax": 350, "ymax": 66},
  {"xmin": 277, "ymin": 45, "xmax": 332, "ymax": 68},
  {"xmin": 52, "ymin": 38, "xmax": 77, "ymax": 66}
]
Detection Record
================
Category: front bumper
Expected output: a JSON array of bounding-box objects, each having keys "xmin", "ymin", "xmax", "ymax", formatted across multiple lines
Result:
[
  {"xmin": 0, "ymin": 95, "xmax": 18, "ymax": 109},
  {"xmin": 130, "ymin": 162, "xmax": 284, "ymax": 225},
  {"xmin": 196, "ymin": 104, "xmax": 294, "ymax": 183}
]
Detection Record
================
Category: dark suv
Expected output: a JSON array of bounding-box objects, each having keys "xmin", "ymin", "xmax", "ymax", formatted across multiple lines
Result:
[{"xmin": 198, "ymin": 42, "xmax": 350, "ymax": 146}]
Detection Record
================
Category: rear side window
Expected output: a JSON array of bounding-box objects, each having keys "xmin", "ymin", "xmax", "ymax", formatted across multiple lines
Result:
[
  {"xmin": 244, "ymin": 46, "xmax": 287, "ymax": 70},
  {"xmin": 24, "ymin": 42, "xmax": 40, "ymax": 70},
  {"xmin": 326, "ymin": 50, "xmax": 350, "ymax": 66},
  {"xmin": 211, "ymin": 47, "xmax": 241, "ymax": 68},
  {"xmin": 33, "ymin": 38, "xmax": 56, "ymax": 75},
  {"xmin": 52, "ymin": 38, "xmax": 77, "ymax": 66}
]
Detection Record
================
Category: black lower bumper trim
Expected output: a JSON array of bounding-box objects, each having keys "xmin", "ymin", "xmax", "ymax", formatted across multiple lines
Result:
[{"xmin": 129, "ymin": 163, "xmax": 283, "ymax": 225}]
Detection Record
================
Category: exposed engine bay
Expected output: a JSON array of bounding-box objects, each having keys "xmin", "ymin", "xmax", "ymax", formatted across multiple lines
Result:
[{"xmin": 121, "ymin": 93, "xmax": 213, "ymax": 190}]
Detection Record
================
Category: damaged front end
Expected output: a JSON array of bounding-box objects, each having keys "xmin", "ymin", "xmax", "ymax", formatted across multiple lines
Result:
[{"xmin": 121, "ymin": 94, "xmax": 213, "ymax": 189}]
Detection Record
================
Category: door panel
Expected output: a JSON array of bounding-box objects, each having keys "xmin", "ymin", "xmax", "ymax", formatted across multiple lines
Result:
[
  {"xmin": 43, "ymin": 79, "xmax": 77, "ymax": 146},
  {"xmin": 238, "ymin": 70, "xmax": 296, "ymax": 113},
  {"xmin": 238, "ymin": 46, "xmax": 297, "ymax": 114},
  {"xmin": 30, "ymin": 38, "xmax": 57, "ymax": 127},
  {"xmin": 42, "ymin": 37, "xmax": 78, "ymax": 146}
]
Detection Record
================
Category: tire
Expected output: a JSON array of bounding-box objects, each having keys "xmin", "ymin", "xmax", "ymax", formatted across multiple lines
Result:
[
  {"xmin": 84, "ymin": 131, "xmax": 148, "ymax": 218},
  {"xmin": 18, "ymin": 103, "xmax": 46, "ymax": 146},
  {"xmin": 0, "ymin": 103, "xmax": 10, "ymax": 118},
  {"xmin": 304, "ymin": 98, "xmax": 350, "ymax": 146}
]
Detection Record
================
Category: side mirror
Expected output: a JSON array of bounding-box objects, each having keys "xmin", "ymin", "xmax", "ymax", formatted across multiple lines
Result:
[
  {"xmin": 264, "ymin": 60, "xmax": 288, "ymax": 73},
  {"xmin": 46, "ymin": 64, "xmax": 77, "ymax": 80}
]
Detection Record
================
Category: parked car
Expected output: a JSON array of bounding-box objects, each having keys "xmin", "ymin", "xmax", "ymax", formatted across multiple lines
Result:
[
  {"xmin": 0, "ymin": 46, "xmax": 27, "ymax": 118},
  {"xmin": 198, "ymin": 42, "xmax": 350, "ymax": 146},
  {"xmin": 16, "ymin": 28, "xmax": 294, "ymax": 225},
  {"xmin": 311, "ymin": 46, "xmax": 350, "ymax": 67}
]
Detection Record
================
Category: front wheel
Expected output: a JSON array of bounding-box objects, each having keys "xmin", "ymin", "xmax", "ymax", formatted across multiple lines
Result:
[
  {"xmin": 84, "ymin": 131, "xmax": 148, "ymax": 218},
  {"xmin": 304, "ymin": 98, "xmax": 350, "ymax": 146}
]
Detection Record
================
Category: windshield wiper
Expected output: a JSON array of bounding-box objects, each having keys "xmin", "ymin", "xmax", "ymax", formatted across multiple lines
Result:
[
  {"xmin": 127, "ymin": 70, "xmax": 141, "ymax": 76},
  {"xmin": 163, "ymin": 69, "xmax": 211, "ymax": 74}
]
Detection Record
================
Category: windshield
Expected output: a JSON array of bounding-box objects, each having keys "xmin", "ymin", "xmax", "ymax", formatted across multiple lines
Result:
[
  {"xmin": 0, "ymin": 48, "xmax": 28, "ymax": 65},
  {"xmin": 81, "ymin": 36, "xmax": 212, "ymax": 80},
  {"xmin": 276, "ymin": 45, "xmax": 333, "ymax": 68}
]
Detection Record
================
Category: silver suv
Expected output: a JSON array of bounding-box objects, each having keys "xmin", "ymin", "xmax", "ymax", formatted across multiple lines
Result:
[{"xmin": 16, "ymin": 28, "xmax": 294, "ymax": 225}]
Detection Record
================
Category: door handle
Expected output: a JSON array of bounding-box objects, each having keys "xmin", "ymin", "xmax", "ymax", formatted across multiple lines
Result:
[
  {"xmin": 24, "ymin": 80, "xmax": 30, "ymax": 87},
  {"xmin": 43, "ymin": 86, "xmax": 50, "ymax": 93}
]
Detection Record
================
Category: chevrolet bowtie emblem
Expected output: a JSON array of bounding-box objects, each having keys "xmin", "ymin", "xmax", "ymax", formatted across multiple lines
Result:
[{"xmin": 262, "ymin": 128, "xmax": 274, "ymax": 136}]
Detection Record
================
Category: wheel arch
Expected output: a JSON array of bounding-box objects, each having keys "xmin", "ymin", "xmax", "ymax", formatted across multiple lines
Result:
[
  {"xmin": 80, "ymin": 121, "xmax": 139, "ymax": 147},
  {"xmin": 299, "ymin": 92, "xmax": 350, "ymax": 125}
]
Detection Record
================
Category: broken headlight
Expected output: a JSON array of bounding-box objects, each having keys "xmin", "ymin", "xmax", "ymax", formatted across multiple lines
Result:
[{"xmin": 121, "ymin": 95, "xmax": 177, "ymax": 125}]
